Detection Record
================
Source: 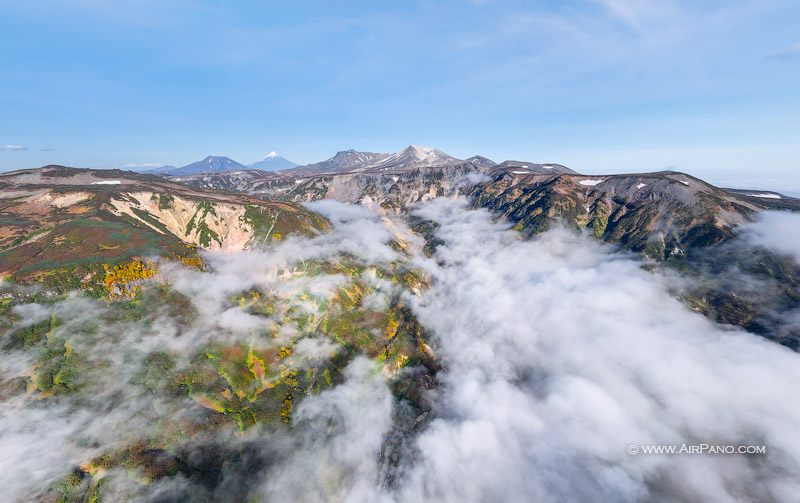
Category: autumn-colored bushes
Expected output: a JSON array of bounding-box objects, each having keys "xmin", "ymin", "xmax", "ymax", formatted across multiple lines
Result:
[{"xmin": 103, "ymin": 261, "xmax": 156, "ymax": 299}]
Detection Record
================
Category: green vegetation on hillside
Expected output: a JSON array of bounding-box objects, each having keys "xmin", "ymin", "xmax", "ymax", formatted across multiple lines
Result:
[{"xmin": 1, "ymin": 245, "xmax": 435, "ymax": 501}]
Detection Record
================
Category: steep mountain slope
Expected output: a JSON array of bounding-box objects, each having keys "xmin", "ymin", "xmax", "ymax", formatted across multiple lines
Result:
[
  {"xmin": 282, "ymin": 145, "xmax": 463, "ymax": 177},
  {"xmin": 269, "ymin": 163, "xmax": 486, "ymax": 207},
  {"xmin": 468, "ymin": 170, "xmax": 761, "ymax": 256},
  {"xmin": 169, "ymin": 169, "xmax": 279, "ymax": 194},
  {"xmin": 283, "ymin": 149, "xmax": 390, "ymax": 176},
  {"xmin": 0, "ymin": 166, "xmax": 329, "ymax": 287},
  {"xmin": 248, "ymin": 151, "xmax": 298, "ymax": 171},
  {"xmin": 165, "ymin": 162, "xmax": 488, "ymax": 209},
  {"xmin": 364, "ymin": 145, "xmax": 460, "ymax": 172}
]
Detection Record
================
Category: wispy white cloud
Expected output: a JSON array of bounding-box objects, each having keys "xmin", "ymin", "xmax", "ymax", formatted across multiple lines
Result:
[
  {"xmin": 395, "ymin": 198, "xmax": 800, "ymax": 502},
  {"xmin": 766, "ymin": 42, "xmax": 800, "ymax": 61},
  {"xmin": 1, "ymin": 145, "xmax": 27, "ymax": 151},
  {"xmin": 740, "ymin": 211, "xmax": 800, "ymax": 262},
  {"xmin": 592, "ymin": 0, "xmax": 680, "ymax": 30}
]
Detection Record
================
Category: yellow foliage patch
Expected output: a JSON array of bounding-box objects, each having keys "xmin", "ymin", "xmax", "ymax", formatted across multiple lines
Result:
[
  {"xmin": 103, "ymin": 261, "xmax": 156, "ymax": 299},
  {"xmin": 180, "ymin": 256, "xmax": 203, "ymax": 270},
  {"xmin": 281, "ymin": 395, "xmax": 293, "ymax": 423}
]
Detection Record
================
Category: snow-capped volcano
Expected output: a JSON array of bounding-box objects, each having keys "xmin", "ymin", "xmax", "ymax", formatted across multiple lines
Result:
[{"xmin": 249, "ymin": 152, "xmax": 298, "ymax": 171}]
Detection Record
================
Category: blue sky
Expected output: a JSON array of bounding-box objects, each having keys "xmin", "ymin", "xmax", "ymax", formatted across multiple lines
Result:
[{"xmin": 1, "ymin": 0, "xmax": 799, "ymax": 192}]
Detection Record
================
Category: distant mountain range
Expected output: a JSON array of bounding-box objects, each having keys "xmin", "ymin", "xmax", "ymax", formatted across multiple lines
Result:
[
  {"xmin": 146, "ymin": 156, "xmax": 249, "ymax": 176},
  {"xmin": 272, "ymin": 145, "xmax": 573, "ymax": 178},
  {"xmin": 134, "ymin": 146, "xmax": 574, "ymax": 178},
  {"xmin": 144, "ymin": 152, "xmax": 298, "ymax": 176},
  {"xmin": 283, "ymin": 145, "xmax": 526, "ymax": 176}
]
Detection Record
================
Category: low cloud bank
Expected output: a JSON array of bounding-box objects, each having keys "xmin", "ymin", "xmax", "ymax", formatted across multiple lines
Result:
[
  {"xmin": 260, "ymin": 357, "xmax": 393, "ymax": 502},
  {"xmin": 740, "ymin": 211, "xmax": 800, "ymax": 262},
  {"xmin": 0, "ymin": 200, "xmax": 411, "ymax": 502},
  {"xmin": 253, "ymin": 199, "xmax": 800, "ymax": 502},
  {"xmin": 390, "ymin": 199, "xmax": 800, "ymax": 502},
  {"xmin": 2, "ymin": 199, "xmax": 800, "ymax": 502}
]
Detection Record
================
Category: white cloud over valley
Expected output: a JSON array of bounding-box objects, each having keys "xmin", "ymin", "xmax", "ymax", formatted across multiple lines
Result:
[{"xmin": 2, "ymin": 198, "xmax": 800, "ymax": 501}]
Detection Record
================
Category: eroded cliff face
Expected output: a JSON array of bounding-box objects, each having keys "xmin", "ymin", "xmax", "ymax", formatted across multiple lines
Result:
[{"xmin": 108, "ymin": 191, "xmax": 258, "ymax": 252}]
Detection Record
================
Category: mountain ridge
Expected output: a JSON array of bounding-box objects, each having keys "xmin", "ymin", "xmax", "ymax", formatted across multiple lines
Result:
[
  {"xmin": 281, "ymin": 145, "xmax": 464, "ymax": 176},
  {"xmin": 146, "ymin": 156, "xmax": 249, "ymax": 176},
  {"xmin": 0, "ymin": 166, "xmax": 329, "ymax": 285},
  {"xmin": 281, "ymin": 149, "xmax": 391, "ymax": 176}
]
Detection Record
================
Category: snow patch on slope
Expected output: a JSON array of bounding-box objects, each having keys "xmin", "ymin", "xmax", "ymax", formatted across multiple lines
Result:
[{"xmin": 747, "ymin": 193, "xmax": 782, "ymax": 199}]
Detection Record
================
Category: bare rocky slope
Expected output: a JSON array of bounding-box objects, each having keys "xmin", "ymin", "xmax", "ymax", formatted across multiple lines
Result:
[
  {"xmin": 165, "ymin": 156, "xmax": 800, "ymax": 349},
  {"xmin": 170, "ymin": 159, "xmax": 796, "ymax": 257}
]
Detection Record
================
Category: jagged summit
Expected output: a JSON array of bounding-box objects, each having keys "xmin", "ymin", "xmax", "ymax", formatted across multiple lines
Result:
[
  {"xmin": 283, "ymin": 145, "xmax": 465, "ymax": 176},
  {"xmin": 282, "ymin": 149, "xmax": 390, "ymax": 176},
  {"xmin": 465, "ymin": 155, "xmax": 497, "ymax": 168},
  {"xmin": 366, "ymin": 145, "xmax": 460, "ymax": 172}
]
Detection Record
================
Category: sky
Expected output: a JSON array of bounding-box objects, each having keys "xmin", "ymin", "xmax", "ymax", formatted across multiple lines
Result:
[{"xmin": 1, "ymin": 0, "xmax": 799, "ymax": 193}]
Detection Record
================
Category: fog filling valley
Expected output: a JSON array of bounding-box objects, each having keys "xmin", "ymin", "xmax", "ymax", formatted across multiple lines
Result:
[{"xmin": 3, "ymin": 198, "xmax": 800, "ymax": 502}]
